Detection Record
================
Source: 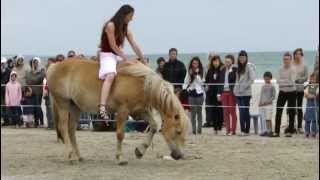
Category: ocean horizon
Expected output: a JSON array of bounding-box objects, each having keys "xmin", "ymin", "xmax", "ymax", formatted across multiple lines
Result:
[{"xmin": 2, "ymin": 50, "xmax": 317, "ymax": 79}]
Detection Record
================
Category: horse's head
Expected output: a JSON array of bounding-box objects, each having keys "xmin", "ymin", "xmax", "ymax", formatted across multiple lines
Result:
[{"xmin": 160, "ymin": 105, "xmax": 188, "ymax": 160}]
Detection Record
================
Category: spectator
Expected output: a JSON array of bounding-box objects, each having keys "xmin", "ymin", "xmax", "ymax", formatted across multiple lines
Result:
[
  {"xmin": 21, "ymin": 86, "xmax": 35, "ymax": 128},
  {"xmin": 55, "ymin": 54, "xmax": 65, "ymax": 62},
  {"xmin": 314, "ymin": 45, "xmax": 319, "ymax": 83},
  {"xmin": 218, "ymin": 54, "xmax": 237, "ymax": 136},
  {"xmin": 304, "ymin": 73, "xmax": 319, "ymax": 138},
  {"xmin": 274, "ymin": 52, "xmax": 297, "ymax": 137},
  {"xmin": 314, "ymin": 46, "xmax": 319, "ymax": 127},
  {"xmin": 44, "ymin": 57, "xmax": 55, "ymax": 129},
  {"xmin": 90, "ymin": 56, "xmax": 98, "ymax": 61},
  {"xmin": 259, "ymin": 72, "xmax": 276, "ymax": 137},
  {"xmin": 26, "ymin": 57, "xmax": 45, "ymax": 128},
  {"xmin": 292, "ymin": 48, "xmax": 308, "ymax": 134},
  {"xmin": 162, "ymin": 48, "xmax": 186, "ymax": 90},
  {"xmin": 205, "ymin": 55, "xmax": 224, "ymax": 134},
  {"xmin": 5, "ymin": 71, "xmax": 22, "ymax": 127},
  {"xmin": 78, "ymin": 54, "xmax": 85, "ymax": 58},
  {"xmin": 12, "ymin": 55, "xmax": 30, "ymax": 88},
  {"xmin": 1, "ymin": 58, "xmax": 14, "ymax": 126},
  {"xmin": 234, "ymin": 50, "xmax": 255, "ymax": 136},
  {"xmin": 183, "ymin": 57, "xmax": 204, "ymax": 135},
  {"xmin": 204, "ymin": 52, "xmax": 216, "ymax": 77},
  {"xmin": 155, "ymin": 57, "xmax": 166, "ymax": 77},
  {"xmin": 67, "ymin": 50, "xmax": 76, "ymax": 58}
]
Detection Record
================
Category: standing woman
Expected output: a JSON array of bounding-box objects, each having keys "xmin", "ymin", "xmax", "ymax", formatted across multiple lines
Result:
[
  {"xmin": 183, "ymin": 57, "xmax": 205, "ymax": 135},
  {"xmin": 98, "ymin": 5, "xmax": 146, "ymax": 120},
  {"xmin": 292, "ymin": 48, "xmax": 308, "ymax": 134},
  {"xmin": 234, "ymin": 50, "xmax": 255, "ymax": 136},
  {"xmin": 205, "ymin": 55, "xmax": 224, "ymax": 134}
]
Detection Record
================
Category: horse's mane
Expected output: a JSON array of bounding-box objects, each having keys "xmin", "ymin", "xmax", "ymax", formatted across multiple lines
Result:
[{"xmin": 117, "ymin": 62, "xmax": 182, "ymax": 116}]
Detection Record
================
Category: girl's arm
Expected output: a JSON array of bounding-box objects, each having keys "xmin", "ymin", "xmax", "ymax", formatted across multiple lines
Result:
[
  {"xmin": 127, "ymin": 29, "xmax": 145, "ymax": 63},
  {"xmin": 105, "ymin": 22, "xmax": 129, "ymax": 61}
]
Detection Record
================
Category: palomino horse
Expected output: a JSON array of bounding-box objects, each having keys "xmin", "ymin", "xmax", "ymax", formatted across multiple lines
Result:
[{"xmin": 47, "ymin": 58, "xmax": 188, "ymax": 165}]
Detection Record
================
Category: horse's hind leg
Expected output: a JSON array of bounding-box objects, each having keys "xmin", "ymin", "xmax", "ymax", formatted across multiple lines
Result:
[
  {"xmin": 135, "ymin": 110, "xmax": 157, "ymax": 159},
  {"xmin": 68, "ymin": 104, "xmax": 82, "ymax": 162},
  {"xmin": 115, "ymin": 107, "xmax": 129, "ymax": 165},
  {"xmin": 55, "ymin": 97, "xmax": 74, "ymax": 161}
]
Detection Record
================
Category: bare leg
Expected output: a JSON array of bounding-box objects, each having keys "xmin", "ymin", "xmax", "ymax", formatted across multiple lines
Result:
[
  {"xmin": 135, "ymin": 111, "xmax": 158, "ymax": 159},
  {"xmin": 115, "ymin": 108, "xmax": 129, "ymax": 165},
  {"xmin": 99, "ymin": 73, "xmax": 115, "ymax": 118}
]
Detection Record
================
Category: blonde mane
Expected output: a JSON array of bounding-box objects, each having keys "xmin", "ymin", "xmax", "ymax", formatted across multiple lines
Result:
[{"xmin": 117, "ymin": 62, "xmax": 182, "ymax": 116}]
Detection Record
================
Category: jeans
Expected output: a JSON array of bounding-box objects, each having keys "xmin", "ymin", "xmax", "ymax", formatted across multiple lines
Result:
[
  {"xmin": 236, "ymin": 96, "xmax": 251, "ymax": 133},
  {"xmin": 34, "ymin": 94, "xmax": 44, "ymax": 127},
  {"xmin": 295, "ymin": 91, "xmax": 304, "ymax": 129},
  {"xmin": 304, "ymin": 99, "xmax": 318, "ymax": 135},
  {"xmin": 221, "ymin": 91, "xmax": 237, "ymax": 134},
  {"xmin": 189, "ymin": 95, "xmax": 204, "ymax": 134}
]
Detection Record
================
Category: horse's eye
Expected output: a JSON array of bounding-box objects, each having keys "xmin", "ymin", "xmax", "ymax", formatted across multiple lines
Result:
[
  {"xmin": 174, "ymin": 114, "xmax": 180, "ymax": 120},
  {"xmin": 176, "ymin": 129, "xmax": 182, "ymax": 135}
]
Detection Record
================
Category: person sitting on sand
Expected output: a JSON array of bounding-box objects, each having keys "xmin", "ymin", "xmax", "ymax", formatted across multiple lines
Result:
[{"xmin": 98, "ymin": 4, "xmax": 146, "ymax": 120}]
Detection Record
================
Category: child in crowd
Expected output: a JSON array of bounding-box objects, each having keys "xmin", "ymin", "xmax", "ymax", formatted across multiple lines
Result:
[
  {"xmin": 5, "ymin": 71, "xmax": 22, "ymax": 128},
  {"xmin": 304, "ymin": 73, "xmax": 319, "ymax": 138},
  {"xmin": 21, "ymin": 86, "xmax": 35, "ymax": 128},
  {"xmin": 259, "ymin": 72, "xmax": 276, "ymax": 137}
]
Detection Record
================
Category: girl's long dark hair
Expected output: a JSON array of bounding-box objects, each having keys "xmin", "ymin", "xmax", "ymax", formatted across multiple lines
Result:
[
  {"xmin": 237, "ymin": 50, "xmax": 248, "ymax": 75},
  {"xmin": 209, "ymin": 55, "xmax": 223, "ymax": 71},
  {"xmin": 188, "ymin": 56, "xmax": 204, "ymax": 82},
  {"xmin": 100, "ymin": 5, "xmax": 134, "ymax": 47}
]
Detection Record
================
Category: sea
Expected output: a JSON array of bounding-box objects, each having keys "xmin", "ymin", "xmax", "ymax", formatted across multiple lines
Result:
[{"xmin": 2, "ymin": 51, "xmax": 318, "ymax": 79}]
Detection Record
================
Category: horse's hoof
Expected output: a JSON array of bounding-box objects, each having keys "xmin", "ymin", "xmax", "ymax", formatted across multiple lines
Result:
[
  {"xmin": 135, "ymin": 148, "xmax": 143, "ymax": 159},
  {"xmin": 118, "ymin": 160, "xmax": 128, "ymax": 166}
]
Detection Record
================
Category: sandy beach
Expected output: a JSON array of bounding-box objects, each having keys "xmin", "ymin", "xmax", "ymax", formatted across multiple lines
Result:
[{"xmin": 1, "ymin": 126, "xmax": 319, "ymax": 180}]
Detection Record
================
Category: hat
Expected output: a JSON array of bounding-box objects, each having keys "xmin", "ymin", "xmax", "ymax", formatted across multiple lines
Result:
[
  {"xmin": 32, "ymin": 57, "xmax": 41, "ymax": 63},
  {"xmin": 10, "ymin": 70, "xmax": 17, "ymax": 76},
  {"xmin": 16, "ymin": 54, "xmax": 24, "ymax": 60},
  {"xmin": 1, "ymin": 57, "xmax": 7, "ymax": 63}
]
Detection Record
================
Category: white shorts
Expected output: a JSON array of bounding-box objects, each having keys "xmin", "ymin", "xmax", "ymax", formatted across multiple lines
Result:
[
  {"xmin": 99, "ymin": 52, "xmax": 123, "ymax": 80},
  {"xmin": 259, "ymin": 105, "xmax": 273, "ymax": 121}
]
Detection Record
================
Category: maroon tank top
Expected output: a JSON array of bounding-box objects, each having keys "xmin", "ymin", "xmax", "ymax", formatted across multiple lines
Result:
[{"xmin": 100, "ymin": 24, "xmax": 122, "ymax": 54}]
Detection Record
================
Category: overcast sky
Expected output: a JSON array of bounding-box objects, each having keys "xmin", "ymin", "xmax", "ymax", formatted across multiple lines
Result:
[{"xmin": 1, "ymin": 0, "xmax": 319, "ymax": 55}]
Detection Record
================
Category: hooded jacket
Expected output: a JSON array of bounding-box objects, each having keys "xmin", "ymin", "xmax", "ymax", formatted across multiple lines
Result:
[{"xmin": 5, "ymin": 71, "xmax": 22, "ymax": 106}]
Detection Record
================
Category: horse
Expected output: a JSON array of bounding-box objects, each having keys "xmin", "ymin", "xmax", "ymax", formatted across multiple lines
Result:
[{"xmin": 46, "ymin": 58, "xmax": 188, "ymax": 165}]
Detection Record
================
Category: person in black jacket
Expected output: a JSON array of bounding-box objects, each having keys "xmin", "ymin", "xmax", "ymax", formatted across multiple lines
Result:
[
  {"xmin": 21, "ymin": 86, "xmax": 36, "ymax": 128},
  {"xmin": 162, "ymin": 48, "xmax": 186, "ymax": 90},
  {"xmin": 217, "ymin": 54, "xmax": 238, "ymax": 135},
  {"xmin": 205, "ymin": 55, "xmax": 224, "ymax": 134}
]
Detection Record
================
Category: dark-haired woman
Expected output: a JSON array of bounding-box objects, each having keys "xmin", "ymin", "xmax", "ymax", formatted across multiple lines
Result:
[
  {"xmin": 98, "ymin": 5, "xmax": 146, "ymax": 120},
  {"xmin": 205, "ymin": 55, "xmax": 224, "ymax": 134},
  {"xmin": 156, "ymin": 57, "xmax": 166, "ymax": 77},
  {"xmin": 233, "ymin": 50, "xmax": 255, "ymax": 136},
  {"xmin": 183, "ymin": 57, "xmax": 204, "ymax": 135}
]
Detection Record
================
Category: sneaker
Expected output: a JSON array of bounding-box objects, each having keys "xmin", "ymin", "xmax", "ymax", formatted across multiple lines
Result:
[
  {"xmin": 305, "ymin": 133, "xmax": 309, "ymax": 138},
  {"xmin": 238, "ymin": 132, "xmax": 245, "ymax": 136},
  {"xmin": 297, "ymin": 128, "xmax": 304, "ymax": 134},
  {"xmin": 285, "ymin": 133, "xmax": 292, "ymax": 137},
  {"xmin": 260, "ymin": 132, "xmax": 268, "ymax": 137},
  {"xmin": 271, "ymin": 133, "xmax": 280, "ymax": 137}
]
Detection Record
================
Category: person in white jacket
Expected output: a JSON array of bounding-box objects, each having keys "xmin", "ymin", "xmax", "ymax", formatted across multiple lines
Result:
[{"xmin": 183, "ymin": 57, "xmax": 205, "ymax": 135}]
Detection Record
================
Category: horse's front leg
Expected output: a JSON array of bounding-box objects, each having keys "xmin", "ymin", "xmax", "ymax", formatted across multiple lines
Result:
[
  {"xmin": 135, "ymin": 112, "xmax": 158, "ymax": 159},
  {"xmin": 115, "ymin": 109, "xmax": 129, "ymax": 165}
]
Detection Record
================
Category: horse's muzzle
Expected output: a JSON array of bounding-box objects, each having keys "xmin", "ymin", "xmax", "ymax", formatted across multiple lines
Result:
[{"xmin": 170, "ymin": 150, "xmax": 183, "ymax": 160}]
